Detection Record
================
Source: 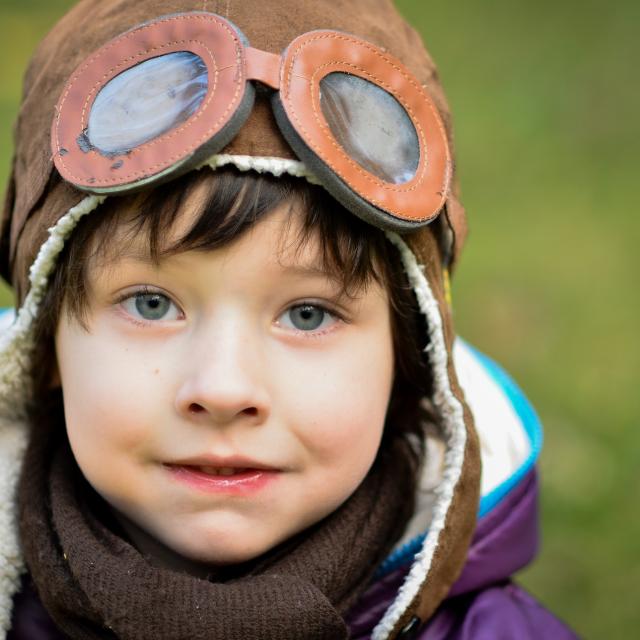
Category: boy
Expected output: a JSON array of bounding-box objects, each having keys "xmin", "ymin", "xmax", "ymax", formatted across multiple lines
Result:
[{"xmin": 0, "ymin": 0, "xmax": 578, "ymax": 638}]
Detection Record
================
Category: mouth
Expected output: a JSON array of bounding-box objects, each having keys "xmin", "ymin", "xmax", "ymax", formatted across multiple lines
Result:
[
  {"xmin": 165, "ymin": 454, "xmax": 280, "ymax": 472},
  {"xmin": 175, "ymin": 465, "xmax": 258, "ymax": 477},
  {"xmin": 164, "ymin": 463, "xmax": 281, "ymax": 494}
]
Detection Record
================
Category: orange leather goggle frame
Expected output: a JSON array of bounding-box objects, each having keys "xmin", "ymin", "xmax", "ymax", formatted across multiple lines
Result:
[{"xmin": 52, "ymin": 12, "xmax": 452, "ymax": 231}]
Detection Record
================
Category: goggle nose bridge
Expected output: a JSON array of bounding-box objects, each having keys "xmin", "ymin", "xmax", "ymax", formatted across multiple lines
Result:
[{"xmin": 244, "ymin": 47, "xmax": 282, "ymax": 90}]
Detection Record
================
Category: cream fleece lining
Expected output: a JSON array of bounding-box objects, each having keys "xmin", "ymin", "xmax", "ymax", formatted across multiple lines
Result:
[
  {"xmin": 0, "ymin": 156, "xmax": 467, "ymax": 640},
  {"xmin": 371, "ymin": 234, "xmax": 467, "ymax": 640}
]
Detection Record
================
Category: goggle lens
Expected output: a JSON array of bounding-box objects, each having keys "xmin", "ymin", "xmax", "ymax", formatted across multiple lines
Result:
[
  {"xmin": 319, "ymin": 72, "xmax": 419, "ymax": 185},
  {"xmin": 87, "ymin": 52, "xmax": 209, "ymax": 156}
]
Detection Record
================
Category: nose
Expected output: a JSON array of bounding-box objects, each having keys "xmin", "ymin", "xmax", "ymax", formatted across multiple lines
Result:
[{"xmin": 174, "ymin": 322, "xmax": 270, "ymax": 426}]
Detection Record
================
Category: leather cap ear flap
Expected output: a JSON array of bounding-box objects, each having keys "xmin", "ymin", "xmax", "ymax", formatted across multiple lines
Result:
[{"xmin": 378, "ymin": 227, "xmax": 481, "ymax": 637}]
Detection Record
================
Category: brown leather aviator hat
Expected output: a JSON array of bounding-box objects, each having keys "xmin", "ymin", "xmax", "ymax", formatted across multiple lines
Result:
[{"xmin": 0, "ymin": 1, "xmax": 480, "ymax": 638}]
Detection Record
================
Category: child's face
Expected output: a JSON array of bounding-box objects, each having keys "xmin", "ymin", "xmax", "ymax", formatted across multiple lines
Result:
[{"xmin": 55, "ymin": 201, "xmax": 394, "ymax": 567}]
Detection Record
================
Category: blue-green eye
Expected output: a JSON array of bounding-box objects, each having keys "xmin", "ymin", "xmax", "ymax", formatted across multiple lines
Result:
[
  {"xmin": 280, "ymin": 304, "xmax": 336, "ymax": 332},
  {"xmin": 122, "ymin": 292, "xmax": 181, "ymax": 321}
]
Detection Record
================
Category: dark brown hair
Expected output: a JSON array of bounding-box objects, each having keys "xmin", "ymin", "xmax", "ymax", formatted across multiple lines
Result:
[{"xmin": 30, "ymin": 168, "xmax": 433, "ymax": 450}]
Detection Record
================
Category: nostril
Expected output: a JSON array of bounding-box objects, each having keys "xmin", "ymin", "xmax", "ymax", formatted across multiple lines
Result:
[{"xmin": 185, "ymin": 404, "xmax": 259, "ymax": 418}]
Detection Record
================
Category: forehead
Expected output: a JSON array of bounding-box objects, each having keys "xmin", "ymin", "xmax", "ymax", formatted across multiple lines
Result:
[
  {"xmin": 91, "ymin": 195, "xmax": 329, "ymax": 278},
  {"xmin": 79, "ymin": 168, "xmax": 386, "ymax": 299}
]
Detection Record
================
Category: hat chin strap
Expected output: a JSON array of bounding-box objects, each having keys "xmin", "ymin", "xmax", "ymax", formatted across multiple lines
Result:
[{"xmin": 0, "ymin": 154, "xmax": 469, "ymax": 640}]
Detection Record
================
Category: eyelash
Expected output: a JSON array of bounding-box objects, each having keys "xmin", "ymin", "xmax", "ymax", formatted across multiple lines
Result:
[
  {"xmin": 113, "ymin": 286, "xmax": 183, "ymax": 326},
  {"xmin": 277, "ymin": 301, "xmax": 346, "ymax": 337},
  {"xmin": 113, "ymin": 289, "xmax": 346, "ymax": 335}
]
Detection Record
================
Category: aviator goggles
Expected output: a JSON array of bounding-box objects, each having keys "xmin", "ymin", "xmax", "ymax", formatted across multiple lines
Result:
[{"xmin": 52, "ymin": 12, "xmax": 452, "ymax": 232}]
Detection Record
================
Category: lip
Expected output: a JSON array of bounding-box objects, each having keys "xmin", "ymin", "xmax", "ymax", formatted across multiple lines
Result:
[
  {"xmin": 166, "ymin": 454, "xmax": 280, "ymax": 471},
  {"xmin": 163, "ymin": 455, "xmax": 282, "ymax": 495},
  {"xmin": 165, "ymin": 465, "xmax": 280, "ymax": 494}
]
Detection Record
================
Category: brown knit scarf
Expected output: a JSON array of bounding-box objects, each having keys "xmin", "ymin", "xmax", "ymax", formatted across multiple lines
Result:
[{"xmin": 18, "ymin": 423, "xmax": 417, "ymax": 640}]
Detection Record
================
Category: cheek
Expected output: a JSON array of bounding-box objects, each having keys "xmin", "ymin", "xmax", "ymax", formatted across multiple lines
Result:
[
  {"xmin": 283, "ymin": 331, "xmax": 395, "ymax": 469},
  {"xmin": 56, "ymin": 323, "xmax": 161, "ymax": 455},
  {"xmin": 57, "ymin": 336, "xmax": 162, "ymax": 509}
]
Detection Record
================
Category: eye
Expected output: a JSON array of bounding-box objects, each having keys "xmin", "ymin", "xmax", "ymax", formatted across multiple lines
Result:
[
  {"xmin": 279, "ymin": 303, "xmax": 338, "ymax": 332},
  {"xmin": 121, "ymin": 291, "xmax": 182, "ymax": 322}
]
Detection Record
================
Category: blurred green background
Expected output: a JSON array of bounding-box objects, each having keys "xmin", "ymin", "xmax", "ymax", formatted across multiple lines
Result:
[{"xmin": 1, "ymin": 1, "xmax": 638, "ymax": 637}]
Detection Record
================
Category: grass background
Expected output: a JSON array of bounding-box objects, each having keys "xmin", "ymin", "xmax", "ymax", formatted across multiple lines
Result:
[{"xmin": 1, "ymin": 1, "xmax": 638, "ymax": 637}]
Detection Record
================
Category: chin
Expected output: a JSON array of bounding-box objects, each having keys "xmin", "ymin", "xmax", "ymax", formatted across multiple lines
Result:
[
  {"xmin": 171, "ymin": 529, "xmax": 277, "ymax": 566},
  {"xmin": 184, "ymin": 543, "xmax": 271, "ymax": 566}
]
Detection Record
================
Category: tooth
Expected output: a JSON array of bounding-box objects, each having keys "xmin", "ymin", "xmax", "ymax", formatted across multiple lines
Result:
[
  {"xmin": 218, "ymin": 467, "xmax": 237, "ymax": 476},
  {"xmin": 199, "ymin": 466, "xmax": 218, "ymax": 475},
  {"xmin": 191, "ymin": 466, "xmax": 250, "ymax": 476}
]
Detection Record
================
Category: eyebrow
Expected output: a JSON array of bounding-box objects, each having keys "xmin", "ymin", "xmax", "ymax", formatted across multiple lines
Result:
[
  {"xmin": 277, "ymin": 262, "xmax": 337, "ymax": 279},
  {"xmin": 105, "ymin": 237, "xmax": 351, "ymax": 291},
  {"xmin": 109, "ymin": 246, "xmax": 340, "ymax": 280},
  {"xmin": 117, "ymin": 247, "xmax": 156, "ymax": 265}
]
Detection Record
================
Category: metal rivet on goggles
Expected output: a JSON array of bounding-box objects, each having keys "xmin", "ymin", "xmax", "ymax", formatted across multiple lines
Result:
[{"xmin": 51, "ymin": 12, "xmax": 452, "ymax": 231}]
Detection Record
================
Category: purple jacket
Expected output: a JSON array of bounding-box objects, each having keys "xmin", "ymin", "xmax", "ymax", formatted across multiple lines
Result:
[
  {"xmin": 346, "ymin": 468, "xmax": 578, "ymax": 639},
  {"xmin": 8, "ymin": 345, "xmax": 579, "ymax": 639}
]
